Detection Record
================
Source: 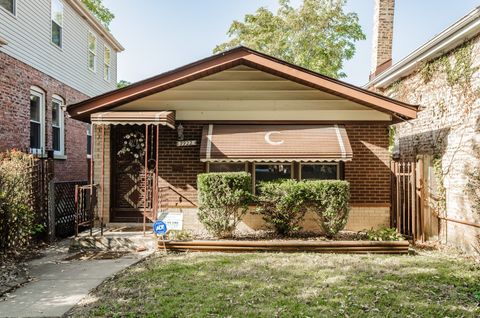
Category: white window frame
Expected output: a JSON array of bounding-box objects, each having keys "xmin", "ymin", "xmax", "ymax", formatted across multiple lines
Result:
[
  {"xmin": 30, "ymin": 87, "xmax": 46, "ymax": 156},
  {"xmin": 206, "ymin": 162, "xmax": 248, "ymax": 173},
  {"xmin": 86, "ymin": 124, "xmax": 92, "ymax": 159},
  {"xmin": 88, "ymin": 31, "xmax": 97, "ymax": 72},
  {"xmin": 299, "ymin": 162, "xmax": 340, "ymax": 180},
  {"xmin": 103, "ymin": 45, "xmax": 111, "ymax": 81},
  {"xmin": 50, "ymin": 0, "xmax": 64, "ymax": 48},
  {"xmin": 51, "ymin": 95, "xmax": 65, "ymax": 157},
  {"xmin": 0, "ymin": 0, "xmax": 16, "ymax": 16},
  {"xmin": 253, "ymin": 162, "xmax": 294, "ymax": 194}
]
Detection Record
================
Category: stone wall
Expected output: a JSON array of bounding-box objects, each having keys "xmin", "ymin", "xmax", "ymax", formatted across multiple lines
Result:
[
  {"xmin": 0, "ymin": 51, "xmax": 89, "ymax": 181},
  {"xmin": 379, "ymin": 35, "xmax": 480, "ymax": 253}
]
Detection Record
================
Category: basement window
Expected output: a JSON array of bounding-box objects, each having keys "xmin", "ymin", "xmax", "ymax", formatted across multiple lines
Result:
[
  {"xmin": 0, "ymin": 0, "xmax": 15, "ymax": 15},
  {"xmin": 51, "ymin": 0, "xmax": 63, "ymax": 48}
]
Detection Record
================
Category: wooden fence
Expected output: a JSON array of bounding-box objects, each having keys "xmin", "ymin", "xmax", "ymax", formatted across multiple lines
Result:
[
  {"xmin": 391, "ymin": 159, "xmax": 424, "ymax": 243},
  {"xmin": 75, "ymin": 184, "xmax": 98, "ymax": 236}
]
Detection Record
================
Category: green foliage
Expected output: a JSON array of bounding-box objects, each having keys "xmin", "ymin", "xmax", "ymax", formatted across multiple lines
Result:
[
  {"xmin": 0, "ymin": 150, "xmax": 35, "ymax": 252},
  {"xmin": 364, "ymin": 227, "xmax": 404, "ymax": 241},
  {"xmin": 197, "ymin": 172, "xmax": 252, "ymax": 238},
  {"xmin": 81, "ymin": 0, "xmax": 115, "ymax": 28},
  {"xmin": 432, "ymin": 155, "xmax": 446, "ymax": 216},
  {"xmin": 166, "ymin": 230, "xmax": 192, "ymax": 241},
  {"xmin": 307, "ymin": 180, "xmax": 350, "ymax": 237},
  {"xmin": 388, "ymin": 126, "xmax": 396, "ymax": 156},
  {"xmin": 117, "ymin": 80, "xmax": 132, "ymax": 89},
  {"xmin": 256, "ymin": 179, "xmax": 309, "ymax": 236},
  {"xmin": 256, "ymin": 179, "xmax": 350, "ymax": 237},
  {"xmin": 214, "ymin": 0, "xmax": 365, "ymax": 78}
]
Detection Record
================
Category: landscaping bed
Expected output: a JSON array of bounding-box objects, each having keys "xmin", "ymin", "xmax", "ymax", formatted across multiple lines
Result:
[{"xmin": 68, "ymin": 249, "xmax": 480, "ymax": 317}]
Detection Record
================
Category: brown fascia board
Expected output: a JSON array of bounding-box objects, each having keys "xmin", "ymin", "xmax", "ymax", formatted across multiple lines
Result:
[{"xmin": 68, "ymin": 46, "xmax": 418, "ymax": 122}]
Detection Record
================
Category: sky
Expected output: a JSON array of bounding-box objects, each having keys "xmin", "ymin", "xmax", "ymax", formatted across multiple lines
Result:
[{"xmin": 103, "ymin": 0, "xmax": 480, "ymax": 86}]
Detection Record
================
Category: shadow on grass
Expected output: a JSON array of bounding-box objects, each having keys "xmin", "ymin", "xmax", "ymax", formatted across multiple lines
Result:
[{"xmin": 68, "ymin": 253, "xmax": 480, "ymax": 318}]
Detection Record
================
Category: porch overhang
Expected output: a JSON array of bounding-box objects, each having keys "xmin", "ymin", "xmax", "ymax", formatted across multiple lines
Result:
[
  {"xmin": 200, "ymin": 124, "xmax": 353, "ymax": 162},
  {"xmin": 90, "ymin": 111, "xmax": 175, "ymax": 128}
]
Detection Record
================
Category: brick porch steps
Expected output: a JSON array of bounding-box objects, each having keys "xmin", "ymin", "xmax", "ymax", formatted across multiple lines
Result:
[{"xmin": 162, "ymin": 240, "xmax": 410, "ymax": 254}]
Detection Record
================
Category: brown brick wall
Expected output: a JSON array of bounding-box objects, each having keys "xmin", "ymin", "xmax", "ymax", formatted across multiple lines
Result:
[
  {"xmin": 0, "ymin": 51, "xmax": 89, "ymax": 181},
  {"xmin": 345, "ymin": 123, "xmax": 390, "ymax": 204}
]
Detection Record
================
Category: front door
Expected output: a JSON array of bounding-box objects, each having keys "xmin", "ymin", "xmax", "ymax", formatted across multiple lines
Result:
[{"xmin": 110, "ymin": 125, "xmax": 154, "ymax": 222}]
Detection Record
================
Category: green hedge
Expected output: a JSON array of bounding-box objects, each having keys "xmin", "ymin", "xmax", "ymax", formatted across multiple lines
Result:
[
  {"xmin": 197, "ymin": 172, "xmax": 252, "ymax": 238},
  {"xmin": 256, "ymin": 179, "xmax": 350, "ymax": 237},
  {"xmin": 256, "ymin": 180, "xmax": 309, "ymax": 236},
  {"xmin": 0, "ymin": 150, "xmax": 36, "ymax": 253},
  {"xmin": 306, "ymin": 180, "xmax": 350, "ymax": 237}
]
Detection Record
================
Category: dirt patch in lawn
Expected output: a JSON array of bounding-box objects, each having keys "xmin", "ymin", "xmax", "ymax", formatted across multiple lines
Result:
[{"xmin": 68, "ymin": 249, "xmax": 480, "ymax": 318}]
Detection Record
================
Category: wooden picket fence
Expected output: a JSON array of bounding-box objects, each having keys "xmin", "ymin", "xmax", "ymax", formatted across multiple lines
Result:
[{"xmin": 391, "ymin": 159, "xmax": 424, "ymax": 243}]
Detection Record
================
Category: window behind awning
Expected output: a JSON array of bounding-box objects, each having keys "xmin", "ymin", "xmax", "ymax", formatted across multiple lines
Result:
[{"xmin": 200, "ymin": 125, "xmax": 353, "ymax": 162}]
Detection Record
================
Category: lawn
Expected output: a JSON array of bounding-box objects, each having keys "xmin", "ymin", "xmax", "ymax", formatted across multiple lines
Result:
[{"xmin": 70, "ymin": 250, "xmax": 480, "ymax": 318}]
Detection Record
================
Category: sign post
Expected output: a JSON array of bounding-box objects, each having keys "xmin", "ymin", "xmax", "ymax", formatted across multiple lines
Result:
[{"xmin": 153, "ymin": 220, "xmax": 168, "ymax": 253}]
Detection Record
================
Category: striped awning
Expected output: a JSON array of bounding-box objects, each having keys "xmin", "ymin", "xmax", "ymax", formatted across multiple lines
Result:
[
  {"xmin": 200, "ymin": 124, "xmax": 353, "ymax": 162},
  {"xmin": 90, "ymin": 111, "xmax": 175, "ymax": 128}
]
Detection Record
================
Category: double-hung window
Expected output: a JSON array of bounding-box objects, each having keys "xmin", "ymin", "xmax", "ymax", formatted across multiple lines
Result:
[
  {"xmin": 88, "ymin": 31, "xmax": 97, "ymax": 72},
  {"xmin": 104, "ymin": 46, "xmax": 111, "ymax": 81},
  {"xmin": 51, "ymin": 0, "xmax": 63, "ymax": 48},
  {"xmin": 0, "ymin": 0, "xmax": 15, "ymax": 15},
  {"xmin": 52, "ymin": 96, "xmax": 65, "ymax": 156},
  {"xmin": 30, "ymin": 88, "xmax": 45, "ymax": 155}
]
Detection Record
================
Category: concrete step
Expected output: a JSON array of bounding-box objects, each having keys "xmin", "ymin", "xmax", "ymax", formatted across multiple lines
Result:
[{"xmin": 71, "ymin": 229, "xmax": 158, "ymax": 252}]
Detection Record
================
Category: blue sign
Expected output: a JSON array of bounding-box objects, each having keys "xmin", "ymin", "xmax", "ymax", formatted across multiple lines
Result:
[{"xmin": 153, "ymin": 220, "xmax": 167, "ymax": 235}]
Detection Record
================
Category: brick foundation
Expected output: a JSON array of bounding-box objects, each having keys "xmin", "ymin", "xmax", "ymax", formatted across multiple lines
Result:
[{"xmin": 0, "ymin": 51, "xmax": 89, "ymax": 181}]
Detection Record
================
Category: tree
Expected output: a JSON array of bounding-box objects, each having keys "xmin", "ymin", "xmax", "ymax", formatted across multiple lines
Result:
[
  {"xmin": 81, "ymin": 0, "xmax": 115, "ymax": 28},
  {"xmin": 214, "ymin": 0, "xmax": 365, "ymax": 78},
  {"xmin": 117, "ymin": 80, "xmax": 132, "ymax": 89}
]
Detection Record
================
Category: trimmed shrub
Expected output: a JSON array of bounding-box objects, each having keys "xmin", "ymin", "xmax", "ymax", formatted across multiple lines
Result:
[
  {"xmin": 256, "ymin": 179, "xmax": 309, "ymax": 236},
  {"xmin": 197, "ymin": 172, "xmax": 252, "ymax": 238},
  {"xmin": 0, "ymin": 150, "xmax": 36, "ymax": 252},
  {"xmin": 307, "ymin": 180, "xmax": 350, "ymax": 237}
]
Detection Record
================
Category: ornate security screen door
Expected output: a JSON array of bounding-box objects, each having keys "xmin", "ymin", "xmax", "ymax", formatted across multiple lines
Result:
[{"xmin": 111, "ymin": 125, "xmax": 155, "ymax": 222}]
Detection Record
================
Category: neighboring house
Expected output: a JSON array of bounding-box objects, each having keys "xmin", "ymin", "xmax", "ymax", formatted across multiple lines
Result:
[
  {"xmin": 0, "ymin": 0, "xmax": 124, "ymax": 181},
  {"xmin": 367, "ymin": 2, "xmax": 480, "ymax": 252},
  {"xmin": 67, "ymin": 46, "xmax": 417, "ymax": 234}
]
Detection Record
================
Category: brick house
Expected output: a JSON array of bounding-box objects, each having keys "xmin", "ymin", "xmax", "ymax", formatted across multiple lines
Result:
[
  {"xmin": 367, "ymin": 2, "xmax": 480, "ymax": 252},
  {"xmin": 0, "ymin": 0, "xmax": 123, "ymax": 181},
  {"xmin": 67, "ymin": 47, "xmax": 418, "ymax": 234}
]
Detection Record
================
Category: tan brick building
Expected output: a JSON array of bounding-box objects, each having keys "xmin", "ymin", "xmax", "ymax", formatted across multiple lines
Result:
[{"xmin": 368, "ymin": 3, "xmax": 480, "ymax": 253}]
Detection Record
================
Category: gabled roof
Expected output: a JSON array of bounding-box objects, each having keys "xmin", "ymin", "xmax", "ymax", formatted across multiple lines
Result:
[
  {"xmin": 68, "ymin": 46, "xmax": 418, "ymax": 122},
  {"xmin": 367, "ymin": 6, "xmax": 480, "ymax": 89}
]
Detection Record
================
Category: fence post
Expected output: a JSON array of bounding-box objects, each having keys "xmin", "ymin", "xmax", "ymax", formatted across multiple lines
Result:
[{"xmin": 47, "ymin": 181, "xmax": 56, "ymax": 242}]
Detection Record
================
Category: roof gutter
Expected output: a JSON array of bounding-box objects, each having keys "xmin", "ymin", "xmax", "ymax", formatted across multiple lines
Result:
[
  {"xmin": 67, "ymin": 0, "xmax": 124, "ymax": 52},
  {"xmin": 366, "ymin": 6, "xmax": 480, "ymax": 89}
]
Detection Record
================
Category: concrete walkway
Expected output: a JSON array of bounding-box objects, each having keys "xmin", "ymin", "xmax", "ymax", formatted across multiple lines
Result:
[{"xmin": 0, "ymin": 241, "xmax": 152, "ymax": 318}]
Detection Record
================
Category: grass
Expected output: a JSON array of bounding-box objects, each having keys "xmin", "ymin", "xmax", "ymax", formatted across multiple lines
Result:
[{"xmin": 70, "ymin": 250, "xmax": 480, "ymax": 318}]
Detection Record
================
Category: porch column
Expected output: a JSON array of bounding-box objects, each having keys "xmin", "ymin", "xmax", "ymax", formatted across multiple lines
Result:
[{"xmin": 93, "ymin": 125, "xmax": 111, "ymax": 225}]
